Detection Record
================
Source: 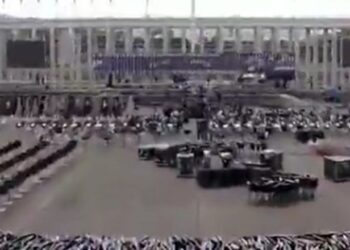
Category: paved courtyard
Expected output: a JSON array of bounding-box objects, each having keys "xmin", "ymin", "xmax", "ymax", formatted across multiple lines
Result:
[{"xmin": 1, "ymin": 123, "xmax": 350, "ymax": 239}]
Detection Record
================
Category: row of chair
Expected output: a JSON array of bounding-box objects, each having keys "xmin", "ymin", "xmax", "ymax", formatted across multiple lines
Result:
[
  {"xmin": 0, "ymin": 141, "xmax": 49, "ymax": 175},
  {"xmin": 0, "ymin": 140, "xmax": 21, "ymax": 158},
  {"xmin": 0, "ymin": 140, "xmax": 77, "ymax": 196}
]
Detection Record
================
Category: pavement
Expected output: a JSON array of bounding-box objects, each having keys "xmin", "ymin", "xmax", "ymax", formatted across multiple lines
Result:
[{"xmin": 1, "ymin": 120, "xmax": 350, "ymax": 239}]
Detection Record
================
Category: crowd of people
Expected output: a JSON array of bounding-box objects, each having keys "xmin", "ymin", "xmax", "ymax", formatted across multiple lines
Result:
[{"xmin": 0, "ymin": 231, "xmax": 349, "ymax": 249}]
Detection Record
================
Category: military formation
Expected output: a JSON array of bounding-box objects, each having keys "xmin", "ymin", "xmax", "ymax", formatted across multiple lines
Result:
[{"xmin": 0, "ymin": 231, "xmax": 350, "ymax": 249}]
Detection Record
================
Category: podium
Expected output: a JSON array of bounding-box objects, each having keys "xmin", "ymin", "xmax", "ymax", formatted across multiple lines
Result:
[{"xmin": 177, "ymin": 152, "xmax": 194, "ymax": 178}]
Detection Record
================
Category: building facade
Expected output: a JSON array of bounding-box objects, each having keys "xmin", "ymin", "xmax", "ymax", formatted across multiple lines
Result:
[{"xmin": 0, "ymin": 17, "xmax": 349, "ymax": 89}]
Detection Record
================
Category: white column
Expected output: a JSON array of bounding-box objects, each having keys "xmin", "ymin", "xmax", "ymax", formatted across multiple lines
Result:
[
  {"xmin": 323, "ymin": 29, "xmax": 328, "ymax": 87},
  {"xmin": 254, "ymin": 27, "xmax": 263, "ymax": 53},
  {"xmin": 162, "ymin": 26, "xmax": 169, "ymax": 54},
  {"xmin": 340, "ymin": 34, "xmax": 344, "ymax": 88},
  {"xmin": 68, "ymin": 28, "xmax": 75, "ymax": 83},
  {"xmin": 31, "ymin": 28, "xmax": 37, "ymax": 40},
  {"xmin": 181, "ymin": 28, "xmax": 187, "ymax": 54},
  {"xmin": 271, "ymin": 27, "xmax": 280, "ymax": 54},
  {"xmin": 293, "ymin": 28, "xmax": 301, "ymax": 88},
  {"xmin": 217, "ymin": 27, "xmax": 224, "ymax": 54},
  {"xmin": 313, "ymin": 33, "xmax": 319, "ymax": 88},
  {"xmin": 331, "ymin": 28, "xmax": 337, "ymax": 88},
  {"xmin": 87, "ymin": 28, "xmax": 93, "ymax": 83},
  {"xmin": 76, "ymin": 33, "xmax": 82, "ymax": 82},
  {"xmin": 288, "ymin": 28, "xmax": 293, "ymax": 53},
  {"xmin": 199, "ymin": 27, "xmax": 204, "ymax": 54},
  {"xmin": 0, "ymin": 30, "xmax": 7, "ymax": 82},
  {"xmin": 49, "ymin": 28, "xmax": 56, "ymax": 83},
  {"xmin": 12, "ymin": 29, "xmax": 19, "ymax": 40},
  {"xmin": 105, "ymin": 27, "xmax": 113, "ymax": 55},
  {"xmin": 144, "ymin": 28, "xmax": 151, "ymax": 54},
  {"xmin": 124, "ymin": 27, "xmax": 132, "ymax": 53},
  {"xmin": 235, "ymin": 28, "xmax": 242, "ymax": 52},
  {"xmin": 58, "ymin": 29, "xmax": 64, "ymax": 85},
  {"xmin": 305, "ymin": 28, "xmax": 311, "ymax": 87},
  {"xmin": 190, "ymin": 23, "xmax": 196, "ymax": 54}
]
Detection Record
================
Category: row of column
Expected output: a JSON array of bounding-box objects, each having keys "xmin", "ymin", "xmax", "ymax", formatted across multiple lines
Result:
[
  {"xmin": 302, "ymin": 28, "xmax": 340, "ymax": 89},
  {"xmin": 106, "ymin": 26, "xmax": 295, "ymax": 55},
  {"xmin": 1, "ymin": 26, "xmax": 345, "ymax": 90}
]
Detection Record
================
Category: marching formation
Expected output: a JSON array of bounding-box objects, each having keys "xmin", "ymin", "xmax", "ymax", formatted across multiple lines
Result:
[{"xmin": 1, "ymin": 231, "xmax": 350, "ymax": 249}]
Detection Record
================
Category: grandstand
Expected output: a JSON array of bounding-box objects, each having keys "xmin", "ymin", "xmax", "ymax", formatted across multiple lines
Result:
[{"xmin": 0, "ymin": 2, "xmax": 349, "ymax": 90}]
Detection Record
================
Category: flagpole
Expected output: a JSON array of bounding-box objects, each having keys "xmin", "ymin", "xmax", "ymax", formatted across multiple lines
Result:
[{"xmin": 145, "ymin": 0, "xmax": 150, "ymax": 18}]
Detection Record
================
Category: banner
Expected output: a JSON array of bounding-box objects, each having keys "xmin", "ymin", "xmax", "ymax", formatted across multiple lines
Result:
[{"xmin": 94, "ymin": 53, "xmax": 295, "ymax": 75}]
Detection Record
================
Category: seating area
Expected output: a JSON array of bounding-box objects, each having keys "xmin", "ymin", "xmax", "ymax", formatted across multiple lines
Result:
[
  {"xmin": 0, "ymin": 140, "xmax": 21, "ymax": 158},
  {"xmin": 0, "ymin": 141, "xmax": 49, "ymax": 176}
]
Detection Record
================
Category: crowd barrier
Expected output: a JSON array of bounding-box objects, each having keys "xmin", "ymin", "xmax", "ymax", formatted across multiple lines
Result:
[{"xmin": 0, "ymin": 232, "xmax": 349, "ymax": 249}]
